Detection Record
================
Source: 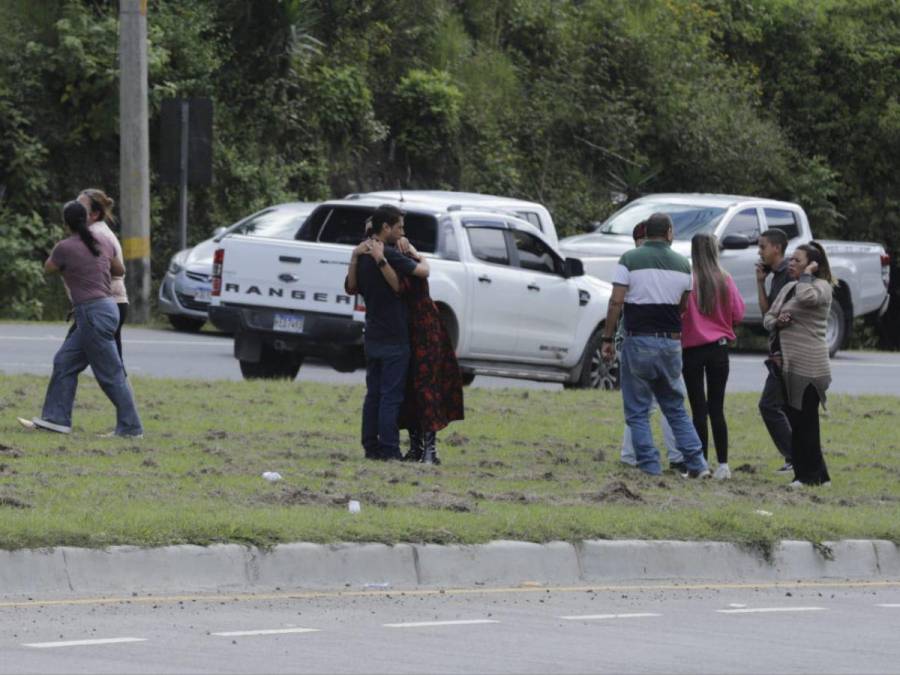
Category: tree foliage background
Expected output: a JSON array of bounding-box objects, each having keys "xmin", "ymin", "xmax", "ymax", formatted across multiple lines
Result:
[{"xmin": 0, "ymin": 0, "xmax": 897, "ymax": 346}]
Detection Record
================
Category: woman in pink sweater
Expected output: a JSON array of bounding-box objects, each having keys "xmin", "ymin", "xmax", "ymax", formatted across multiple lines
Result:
[{"xmin": 681, "ymin": 234, "xmax": 746, "ymax": 479}]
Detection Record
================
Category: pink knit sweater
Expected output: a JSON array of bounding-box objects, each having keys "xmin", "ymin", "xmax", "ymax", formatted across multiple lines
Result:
[{"xmin": 681, "ymin": 274, "xmax": 745, "ymax": 349}]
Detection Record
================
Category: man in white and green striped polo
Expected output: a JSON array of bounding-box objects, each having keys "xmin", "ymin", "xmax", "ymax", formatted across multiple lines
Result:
[{"xmin": 600, "ymin": 213, "xmax": 710, "ymax": 478}]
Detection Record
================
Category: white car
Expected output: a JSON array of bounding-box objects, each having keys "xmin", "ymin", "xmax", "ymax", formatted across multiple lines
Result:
[{"xmin": 158, "ymin": 202, "xmax": 318, "ymax": 332}]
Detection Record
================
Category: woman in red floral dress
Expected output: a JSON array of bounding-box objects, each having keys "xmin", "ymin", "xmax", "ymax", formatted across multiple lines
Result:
[{"xmin": 346, "ymin": 234, "xmax": 464, "ymax": 464}]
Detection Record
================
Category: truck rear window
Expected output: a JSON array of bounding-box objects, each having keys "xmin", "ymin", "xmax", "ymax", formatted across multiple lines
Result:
[{"xmin": 298, "ymin": 205, "xmax": 438, "ymax": 253}]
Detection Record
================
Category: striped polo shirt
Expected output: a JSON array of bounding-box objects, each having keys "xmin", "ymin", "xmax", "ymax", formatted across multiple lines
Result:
[{"xmin": 612, "ymin": 240, "xmax": 692, "ymax": 334}]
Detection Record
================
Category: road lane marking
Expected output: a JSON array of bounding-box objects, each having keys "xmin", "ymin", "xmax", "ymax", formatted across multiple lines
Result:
[
  {"xmin": 24, "ymin": 637, "xmax": 146, "ymax": 649},
  {"xmin": 212, "ymin": 628, "xmax": 320, "ymax": 637},
  {"xmin": 727, "ymin": 603, "xmax": 747, "ymax": 608},
  {"xmin": 876, "ymin": 603, "xmax": 900, "ymax": 608},
  {"xmin": 4, "ymin": 581, "xmax": 899, "ymax": 610},
  {"xmin": 561, "ymin": 613, "xmax": 661, "ymax": 621},
  {"xmin": 716, "ymin": 606, "xmax": 825, "ymax": 614},
  {"xmin": 384, "ymin": 620, "xmax": 500, "ymax": 628}
]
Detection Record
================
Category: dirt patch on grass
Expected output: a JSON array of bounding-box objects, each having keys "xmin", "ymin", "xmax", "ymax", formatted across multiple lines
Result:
[
  {"xmin": 0, "ymin": 444, "xmax": 22, "ymax": 458},
  {"xmin": 408, "ymin": 491, "xmax": 475, "ymax": 512},
  {"xmin": 585, "ymin": 480, "xmax": 644, "ymax": 503},
  {"xmin": 0, "ymin": 496, "xmax": 30, "ymax": 509}
]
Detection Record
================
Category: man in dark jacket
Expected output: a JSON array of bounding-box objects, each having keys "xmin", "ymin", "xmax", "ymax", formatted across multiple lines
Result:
[{"xmin": 348, "ymin": 205, "xmax": 429, "ymax": 460}]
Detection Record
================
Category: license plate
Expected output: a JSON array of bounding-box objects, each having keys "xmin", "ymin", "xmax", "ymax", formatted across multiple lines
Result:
[
  {"xmin": 194, "ymin": 289, "xmax": 211, "ymax": 302},
  {"xmin": 273, "ymin": 313, "xmax": 305, "ymax": 334}
]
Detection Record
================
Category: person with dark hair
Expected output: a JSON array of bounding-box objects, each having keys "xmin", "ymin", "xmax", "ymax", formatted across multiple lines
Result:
[
  {"xmin": 601, "ymin": 212, "xmax": 709, "ymax": 478},
  {"xmin": 619, "ymin": 221, "xmax": 684, "ymax": 471},
  {"xmin": 17, "ymin": 202, "xmax": 143, "ymax": 437},
  {"xmin": 394, "ymin": 240, "xmax": 464, "ymax": 465},
  {"xmin": 77, "ymin": 189, "xmax": 128, "ymax": 362},
  {"xmin": 348, "ymin": 205, "xmax": 430, "ymax": 460},
  {"xmin": 756, "ymin": 227, "xmax": 794, "ymax": 472},
  {"xmin": 681, "ymin": 233, "xmax": 745, "ymax": 479},
  {"xmin": 763, "ymin": 241, "xmax": 834, "ymax": 486}
]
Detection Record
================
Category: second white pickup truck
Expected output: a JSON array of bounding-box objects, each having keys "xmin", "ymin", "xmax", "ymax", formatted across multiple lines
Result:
[
  {"xmin": 210, "ymin": 197, "xmax": 617, "ymax": 388},
  {"xmin": 560, "ymin": 194, "xmax": 891, "ymax": 356}
]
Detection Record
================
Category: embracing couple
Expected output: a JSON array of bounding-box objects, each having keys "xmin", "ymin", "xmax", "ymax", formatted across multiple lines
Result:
[{"xmin": 345, "ymin": 204, "xmax": 464, "ymax": 464}]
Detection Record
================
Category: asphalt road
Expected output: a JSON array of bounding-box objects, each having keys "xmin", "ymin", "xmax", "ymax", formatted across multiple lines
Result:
[
  {"xmin": 1, "ymin": 581, "xmax": 898, "ymax": 674},
  {"xmin": 2, "ymin": 322, "xmax": 900, "ymax": 395}
]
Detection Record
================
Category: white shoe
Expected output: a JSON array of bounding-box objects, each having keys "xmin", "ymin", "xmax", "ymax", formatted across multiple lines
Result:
[
  {"xmin": 18, "ymin": 417, "xmax": 71, "ymax": 434},
  {"xmin": 787, "ymin": 480, "xmax": 804, "ymax": 488},
  {"xmin": 713, "ymin": 464, "xmax": 731, "ymax": 480}
]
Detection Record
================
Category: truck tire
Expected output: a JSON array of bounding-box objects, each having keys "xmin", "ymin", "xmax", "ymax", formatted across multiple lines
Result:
[
  {"xmin": 826, "ymin": 299, "xmax": 847, "ymax": 358},
  {"xmin": 240, "ymin": 348, "xmax": 302, "ymax": 380},
  {"xmin": 460, "ymin": 370, "xmax": 476, "ymax": 386},
  {"xmin": 168, "ymin": 315, "xmax": 206, "ymax": 333},
  {"xmin": 564, "ymin": 330, "xmax": 620, "ymax": 390}
]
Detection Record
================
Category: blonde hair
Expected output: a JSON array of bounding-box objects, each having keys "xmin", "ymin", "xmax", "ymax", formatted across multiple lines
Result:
[
  {"xmin": 79, "ymin": 188, "xmax": 117, "ymax": 226},
  {"xmin": 691, "ymin": 233, "xmax": 729, "ymax": 316}
]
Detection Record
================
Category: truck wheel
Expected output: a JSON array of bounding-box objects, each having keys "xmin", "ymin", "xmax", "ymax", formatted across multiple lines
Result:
[
  {"xmin": 826, "ymin": 300, "xmax": 847, "ymax": 357},
  {"xmin": 240, "ymin": 349, "xmax": 302, "ymax": 380},
  {"xmin": 168, "ymin": 315, "xmax": 206, "ymax": 332},
  {"xmin": 565, "ymin": 331, "xmax": 619, "ymax": 390}
]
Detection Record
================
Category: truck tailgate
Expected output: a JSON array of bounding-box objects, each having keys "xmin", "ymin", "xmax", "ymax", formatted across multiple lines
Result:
[{"xmin": 217, "ymin": 236, "xmax": 356, "ymax": 316}]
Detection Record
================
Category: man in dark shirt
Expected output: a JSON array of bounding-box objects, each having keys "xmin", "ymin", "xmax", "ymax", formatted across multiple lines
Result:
[
  {"xmin": 350, "ymin": 205, "xmax": 429, "ymax": 460},
  {"xmin": 756, "ymin": 228, "xmax": 793, "ymax": 472}
]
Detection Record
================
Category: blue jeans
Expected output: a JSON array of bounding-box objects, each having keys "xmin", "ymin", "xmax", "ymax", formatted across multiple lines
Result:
[
  {"xmin": 41, "ymin": 297, "xmax": 143, "ymax": 436},
  {"xmin": 619, "ymin": 336, "xmax": 706, "ymax": 475},
  {"xmin": 621, "ymin": 384, "xmax": 684, "ymax": 467},
  {"xmin": 362, "ymin": 340, "xmax": 410, "ymax": 460}
]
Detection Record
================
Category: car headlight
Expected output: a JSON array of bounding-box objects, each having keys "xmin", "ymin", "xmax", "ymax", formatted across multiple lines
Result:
[{"xmin": 167, "ymin": 249, "xmax": 190, "ymax": 275}]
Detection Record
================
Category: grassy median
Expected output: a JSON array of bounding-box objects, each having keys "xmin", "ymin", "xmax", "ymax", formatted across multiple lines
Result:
[{"xmin": 0, "ymin": 373, "xmax": 898, "ymax": 551}]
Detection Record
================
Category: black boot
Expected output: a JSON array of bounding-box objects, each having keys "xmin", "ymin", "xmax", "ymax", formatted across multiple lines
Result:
[
  {"xmin": 405, "ymin": 429, "xmax": 424, "ymax": 462},
  {"xmin": 422, "ymin": 431, "xmax": 440, "ymax": 465}
]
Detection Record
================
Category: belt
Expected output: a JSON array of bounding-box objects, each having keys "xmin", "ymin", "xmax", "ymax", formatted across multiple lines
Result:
[{"xmin": 625, "ymin": 331, "xmax": 682, "ymax": 340}]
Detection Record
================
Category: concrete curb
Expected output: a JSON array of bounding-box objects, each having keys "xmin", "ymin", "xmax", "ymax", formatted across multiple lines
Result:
[{"xmin": 1, "ymin": 539, "xmax": 898, "ymax": 596}]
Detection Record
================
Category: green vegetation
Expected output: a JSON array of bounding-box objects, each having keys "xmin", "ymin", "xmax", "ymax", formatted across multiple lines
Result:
[
  {"xmin": 0, "ymin": 1, "xmax": 898, "ymax": 345},
  {"xmin": 1, "ymin": 374, "xmax": 898, "ymax": 550}
]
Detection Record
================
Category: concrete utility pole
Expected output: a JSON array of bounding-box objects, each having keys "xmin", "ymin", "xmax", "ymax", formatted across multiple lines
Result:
[{"xmin": 119, "ymin": 0, "xmax": 151, "ymax": 322}]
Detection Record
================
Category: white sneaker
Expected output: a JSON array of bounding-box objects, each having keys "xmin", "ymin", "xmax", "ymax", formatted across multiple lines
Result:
[
  {"xmin": 787, "ymin": 480, "xmax": 804, "ymax": 488},
  {"xmin": 18, "ymin": 417, "xmax": 71, "ymax": 434},
  {"xmin": 713, "ymin": 464, "xmax": 731, "ymax": 480}
]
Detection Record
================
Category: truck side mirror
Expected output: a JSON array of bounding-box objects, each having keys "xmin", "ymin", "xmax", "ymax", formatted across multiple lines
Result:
[
  {"xmin": 212, "ymin": 226, "xmax": 227, "ymax": 240},
  {"xmin": 720, "ymin": 234, "xmax": 752, "ymax": 250},
  {"xmin": 564, "ymin": 257, "xmax": 585, "ymax": 278}
]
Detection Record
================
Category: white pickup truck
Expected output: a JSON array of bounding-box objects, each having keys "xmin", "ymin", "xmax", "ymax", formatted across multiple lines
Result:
[
  {"xmin": 210, "ymin": 197, "xmax": 617, "ymax": 388},
  {"xmin": 559, "ymin": 194, "xmax": 891, "ymax": 356}
]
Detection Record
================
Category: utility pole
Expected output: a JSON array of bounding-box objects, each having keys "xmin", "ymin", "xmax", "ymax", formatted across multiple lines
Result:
[{"xmin": 119, "ymin": 0, "xmax": 151, "ymax": 322}]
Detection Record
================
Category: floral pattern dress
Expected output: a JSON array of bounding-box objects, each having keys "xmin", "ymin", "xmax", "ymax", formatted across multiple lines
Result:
[{"xmin": 396, "ymin": 274, "xmax": 465, "ymax": 432}]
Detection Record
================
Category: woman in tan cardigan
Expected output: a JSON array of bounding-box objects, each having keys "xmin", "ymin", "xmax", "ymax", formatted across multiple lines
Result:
[{"xmin": 763, "ymin": 242, "xmax": 834, "ymax": 487}]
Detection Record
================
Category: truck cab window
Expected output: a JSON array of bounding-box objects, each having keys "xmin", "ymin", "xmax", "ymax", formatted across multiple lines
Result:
[
  {"xmin": 725, "ymin": 208, "xmax": 761, "ymax": 242},
  {"xmin": 467, "ymin": 227, "xmax": 510, "ymax": 265},
  {"xmin": 763, "ymin": 208, "xmax": 801, "ymax": 240},
  {"xmin": 511, "ymin": 230, "xmax": 561, "ymax": 275},
  {"xmin": 440, "ymin": 223, "xmax": 460, "ymax": 261}
]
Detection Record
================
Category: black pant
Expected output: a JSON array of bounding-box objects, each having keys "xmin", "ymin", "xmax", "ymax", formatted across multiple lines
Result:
[
  {"xmin": 682, "ymin": 341, "xmax": 730, "ymax": 464},
  {"xmin": 785, "ymin": 385, "xmax": 831, "ymax": 485},
  {"xmin": 68, "ymin": 302, "xmax": 128, "ymax": 365},
  {"xmin": 759, "ymin": 367, "xmax": 793, "ymax": 462}
]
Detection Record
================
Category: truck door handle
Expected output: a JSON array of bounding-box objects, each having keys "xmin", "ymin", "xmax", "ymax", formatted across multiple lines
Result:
[
  {"xmin": 527, "ymin": 283, "xmax": 540, "ymax": 291},
  {"xmin": 279, "ymin": 256, "xmax": 302, "ymax": 264},
  {"xmin": 478, "ymin": 275, "xmax": 492, "ymax": 284},
  {"xmin": 278, "ymin": 273, "xmax": 300, "ymax": 282}
]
